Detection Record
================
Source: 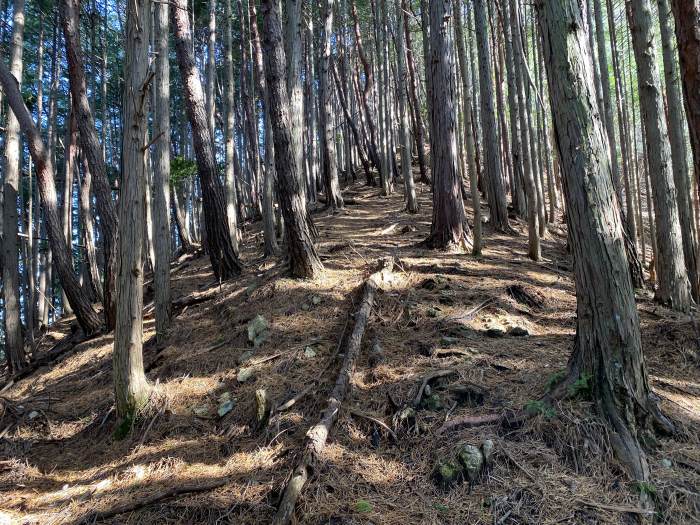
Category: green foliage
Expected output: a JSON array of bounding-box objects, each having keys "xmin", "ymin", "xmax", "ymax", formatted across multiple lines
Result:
[
  {"xmin": 545, "ymin": 370, "xmax": 567, "ymax": 392},
  {"xmin": 170, "ymin": 156, "xmax": 197, "ymax": 188},
  {"xmin": 354, "ymin": 500, "xmax": 373, "ymax": 513},
  {"xmin": 432, "ymin": 502, "xmax": 449, "ymax": 514},
  {"xmin": 567, "ymin": 373, "xmax": 592, "ymax": 400},
  {"xmin": 524, "ymin": 400, "xmax": 556, "ymax": 419},
  {"xmin": 635, "ymin": 481, "xmax": 657, "ymax": 497}
]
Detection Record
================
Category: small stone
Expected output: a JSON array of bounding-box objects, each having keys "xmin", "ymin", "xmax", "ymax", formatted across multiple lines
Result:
[
  {"xmin": 304, "ymin": 346, "xmax": 317, "ymax": 358},
  {"xmin": 458, "ymin": 444, "xmax": 485, "ymax": 483},
  {"xmin": 311, "ymin": 295, "xmax": 322, "ymax": 305},
  {"xmin": 301, "ymin": 303, "xmax": 310, "ymax": 311},
  {"xmin": 481, "ymin": 440, "xmax": 495, "ymax": 465},
  {"xmin": 485, "ymin": 328, "xmax": 506, "ymax": 338},
  {"xmin": 238, "ymin": 350, "xmax": 254, "ymax": 364},
  {"xmin": 427, "ymin": 308, "xmax": 440, "ymax": 318},
  {"xmin": 237, "ymin": 367, "xmax": 254, "ymax": 383},
  {"xmin": 661, "ymin": 458, "xmax": 673, "ymax": 468},
  {"xmin": 193, "ymin": 405, "xmax": 210, "ymax": 417},
  {"xmin": 28, "ymin": 410, "xmax": 40, "ymax": 420},
  {"xmin": 247, "ymin": 315, "xmax": 269, "ymax": 348},
  {"xmin": 217, "ymin": 400, "xmax": 234, "ymax": 417},
  {"xmin": 508, "ymin": 326, "xmax": 529, "ymax": 337}
]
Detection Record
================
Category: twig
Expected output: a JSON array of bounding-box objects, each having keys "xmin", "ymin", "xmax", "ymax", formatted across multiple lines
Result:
[
  {"xmin": 412, "ymin": 369, "xmax": 457, "ymax": 407},
  {"xmin": 349, "ymin": 408, "xmax": 398, "ymax": 441},
  {"xmin": 575, "ymin": 499, "xmax": 653, "ymax": 515}
]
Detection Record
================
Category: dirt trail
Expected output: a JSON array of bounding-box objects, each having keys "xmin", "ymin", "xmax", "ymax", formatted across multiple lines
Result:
[{"xmin": 1, "ymin": 181, "xmax": 698, "ymax": 524}]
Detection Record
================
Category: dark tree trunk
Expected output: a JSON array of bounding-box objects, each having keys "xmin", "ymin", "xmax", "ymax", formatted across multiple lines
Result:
[
  {"xmin": 424, "ymin": 0, "xmax": 471, "ymax": 251},
  {"xmin": 60, "ymin": 0, "xmax": 118, "ymax": 330},
  {"xmin": 539, "ymin": 0, "xmax": 674, "ymax": 486},
  {"xmin": 261, "ymin": 0, "xmax": 324, "ymax": 279},
  {"xmin": 171, "ymin": 0, "xmax": 242, "ymax": 281}
]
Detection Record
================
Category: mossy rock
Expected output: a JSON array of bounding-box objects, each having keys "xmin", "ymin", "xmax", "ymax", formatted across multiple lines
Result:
[
  {"xmin": 457, "ymin": 444, "xmax": 484, "ymax": 483},
  {"xmin": 432, "ymin": 460, "xmax": 462, "ymax": 489},
  {"xmin": 421, "ymin": 393, "xmax": 443, "ymax": 411}
]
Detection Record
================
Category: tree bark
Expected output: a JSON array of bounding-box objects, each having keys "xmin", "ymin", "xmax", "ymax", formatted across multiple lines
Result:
[
  {"xmin": 424, "ymin": 0, "xmax": 471, "ymax": 251},
  {"xmin": 171, "ymin": 0, "xmax": 242, "ymax": 281},
  {"xmin": 114, "ymin": 0, "xmax": 152, "ymax": 423},
  {"xmin": 261, "ymin": 0, "xmax": 324, "ymax": 279},
  {"xmin": 2, "ymin": 0, "xmax": 26, "ymax": 372},
  {"xmin": 626, "ymin": 0, "xmax": 692, "ymax": 311},
  {"xmin": 538, "ymin": 0, "xmax": 674, "ymax": 486},
  {"xmin": 658, "ymin": 0, "xmax": 699, "ymax": 300},
  {"xmin": 60, "ymin": 0, "xmax": 119, "ymax": 330},
  {"xmin": 319, "ymin": 0, "xmax": 344, "ymax": 210},
  {"xmin": 224, "ymin": 0, "xmax": 240, "ymax": 251},
  {"xmin": 669, "ymin": 0, "xmax": 700, "ymax": 196},
  {"xmin": 153, "ymin": 0, "xmax": 172, "ymax": 344}
]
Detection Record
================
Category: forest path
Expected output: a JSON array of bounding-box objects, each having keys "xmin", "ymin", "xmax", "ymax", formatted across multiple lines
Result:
[{"xmin": 1, "ymin": 180, "xmax": 699, "ymax": 524}]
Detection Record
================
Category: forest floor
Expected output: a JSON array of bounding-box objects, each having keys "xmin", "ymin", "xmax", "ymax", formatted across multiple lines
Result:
[{"xmin": 1, "ymin": 179, "xmax": 699, "ymax": 524}]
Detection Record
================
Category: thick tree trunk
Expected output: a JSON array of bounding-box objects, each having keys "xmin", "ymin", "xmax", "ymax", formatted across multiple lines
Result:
[
  {"xmin": 626, "ymin": 0, "xmax": 692, "ymax": 311},
  {"xmin": 2, "ymin": 0, "xmax": 26, "ymax": 372},
  {"xmin": 424, "ymin": 0, "xmax": 470, "ymax": 251},
  {"xmin": 60, "ymin": 0, "xmax": 119, "ymax": 330},
  {"xmin": 171, "ymin": 0, "xmax": 242, "ymax": 281},
  {"xmin": 659, "ymin": 0, "xmax": 699, "ymax": 300},
  {"xmin": 261, "ymin": 0, "xmax": 324, "ymax": 279},
  {"xmin": 669, "ymin": 0, "xmax": 700, "ymax": 195},
  {"xmin": 0, "ymin": 60, "xmax": 102, "ymax": 335},
  {"xmin": 114, "ymin": 0, "xmax": 152, "ymax": 423},
  {"xmin": 539, "ymin": 0, "xmax": 673, "ymax": 485},
  {"xmin": 319, "ymin": 0, "xmax": 344, "ymax": 210},
  {"xmin": 153, "ymin": 0, "xmax": 172, "ymax": 344}
]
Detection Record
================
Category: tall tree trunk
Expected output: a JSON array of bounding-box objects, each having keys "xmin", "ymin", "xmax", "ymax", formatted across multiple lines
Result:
[
  {"xmin": 60, "ymin": 0, "xmax": 119, "ymax": 330},
  {"xmin": 396, "ymin": 0, "xmax": 418, "ymax": 213},
  {"xmin": 319, "ymin": 0, "xmax": 344, "ymax": 210},
  {"xmin": 171, "ymin": 0, "xmax": 242, "ymax": 281},
  {"xmin": 2, "ymin": 0, "xmax": 26, "ymax": 372},
  {"xmin": 669, "ymin": 0, "xmax": 700, "ymax": 195},
  {"xmin": 285, "ymin": 0, "xmax": 307, "ymax": 206},
  {"xmin": 453, "ymin": 0, "xmax": 482, "ymax": 254},
  {"xmin": 153, "ymin": 0, "xmax": 172, "ymax": 344},
  {"xmin": 114, "ymin": 0, "xmax": 152, "ymax": 425},
  {"xmin": 658, "ymin": 0, "xmax": 699, "ymax": 300},
  {"xmin": 0, "ymin": 60, "xmax": 102, "ymax": 335},
  {"xmin": 261, "ymin": 0, "xmax": 324, "ymax": 279},
  {"xmin": 62, "ymin": 109, "xmax": 76, "ymax": 315},
  {"xmin": 626, "ymin": 0, "xmax": 692, "ymax": 311},
  {"xmin": 78, "ymin": 154, "xmax": 102, "ymax": 303},
  {"xmin": 539, "ymin": 0, "xmax": 674, "ymax": 486},
  {"xmin": 206, "ymin": 0, "xmax": 216, "ymax": 138},
  {"xmin": 425, "ymin": 0, "xmax": 471, "ymax": 251}
]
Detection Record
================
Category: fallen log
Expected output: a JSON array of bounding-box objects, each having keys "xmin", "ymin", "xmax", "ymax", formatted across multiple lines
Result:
[{"xmin": 272, "ymin": 258, "xmax": 394, "ymax": 525}]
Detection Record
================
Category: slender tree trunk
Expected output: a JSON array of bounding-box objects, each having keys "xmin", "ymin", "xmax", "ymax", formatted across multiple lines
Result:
[
  {"xmin": 171, "ymin": 0, "xmax": 242, "ymax": 281},
  {"xmin": 319, "ymin": 0, "xmax": 344, "ymax": 210},
  {"xmin": 153, "ymin": 0, "xmax": 172, "ymax": 344},
  {"xmin": 626, "ymin": 0, "xmax": 692, "ymax": 311},
  {"xmin": 453, "ymin": 0, "xmax": 481, "ymax": 254},
  {"xmin": 396, "ymin": 0, "xmax": 418, "ymax": 213},
  {"xmin": 62, "ymin": 109, "xmax": 76, "ymax": 315},
  {"xmin": 539, "ymin": 0, "xmax": 674, "ymax": 486},
  {"xmin": 114, "ymin": 0, "xmax": 152, "ymax": 424},
  {"xmin": 261, "ymin": 0, "xmax": 324, "ymax": 279},
  {"xmin": 425, "ymin": 0, "xmax": 470, "ymax": 251},
  {"xmin": 206, "ymin": 0, "xmax": 216, "ymax": 138},
  {"xmin": 2, "ymin": 0, "xmax": 26, "ymax": 372},
  {"xmin": 658, "ymin": 0, "xmax": 699, "ymax": 300},
  {"xmin": 78, "ymin": 154, "xmax": 102, "ymax": 303},
  {"xmin": 0, "ymin": 60, "xmax": 102, "ymax": 335}
]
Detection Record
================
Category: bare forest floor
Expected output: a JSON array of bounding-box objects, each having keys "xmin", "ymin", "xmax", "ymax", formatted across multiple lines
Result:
[{"xmin": 1, "ymin": 178, "xmax": 699, "ymax": 524}]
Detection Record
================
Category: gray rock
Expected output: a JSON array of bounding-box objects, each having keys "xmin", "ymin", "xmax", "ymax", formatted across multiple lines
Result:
[
  {"xmin": 247, "ymin": 315, "xmax": 269, "ymax": 347},
  {"xmin": 432, "ymin": 460, "xmax": 461, "ymax": 489},
  {"xmin": 661, "ymin": 458, "xmax": 673, "ymax": 468},
  {"xmin": 481, "ymin": 439, "xmax": 495, "ymax": 465},
  {"xmin": 458, "ymin": 444, "xmax": 484, "ymax": 483},
  {"xmin": 237, "ymin": 367, "xmax": 254, "ymax": 383}
]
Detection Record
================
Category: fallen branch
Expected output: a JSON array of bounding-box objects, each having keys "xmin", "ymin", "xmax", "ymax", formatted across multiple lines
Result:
[
  {"xmin": 80, "ymin": 478, "xmax": 230, "ymax": 523},
  {"xmin": 437, "ymin": 413, "xmax": 502, "ymax": 434},
  {"xmin": 272, "ymin": 258, "xmax": 394, "ymax": 525},
  {"xmin": 172, "ymin": 287, "xmax": 220, "ymax": 311},
  {"xmin": 349, "ymin": 407, "xmax": 398, "ymax": 442}
]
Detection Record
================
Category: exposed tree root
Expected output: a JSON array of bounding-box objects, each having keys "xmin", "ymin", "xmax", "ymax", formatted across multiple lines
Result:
[{"xmin": 272, "ymin": 258, "xmax": 394, "ymax": 525}]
